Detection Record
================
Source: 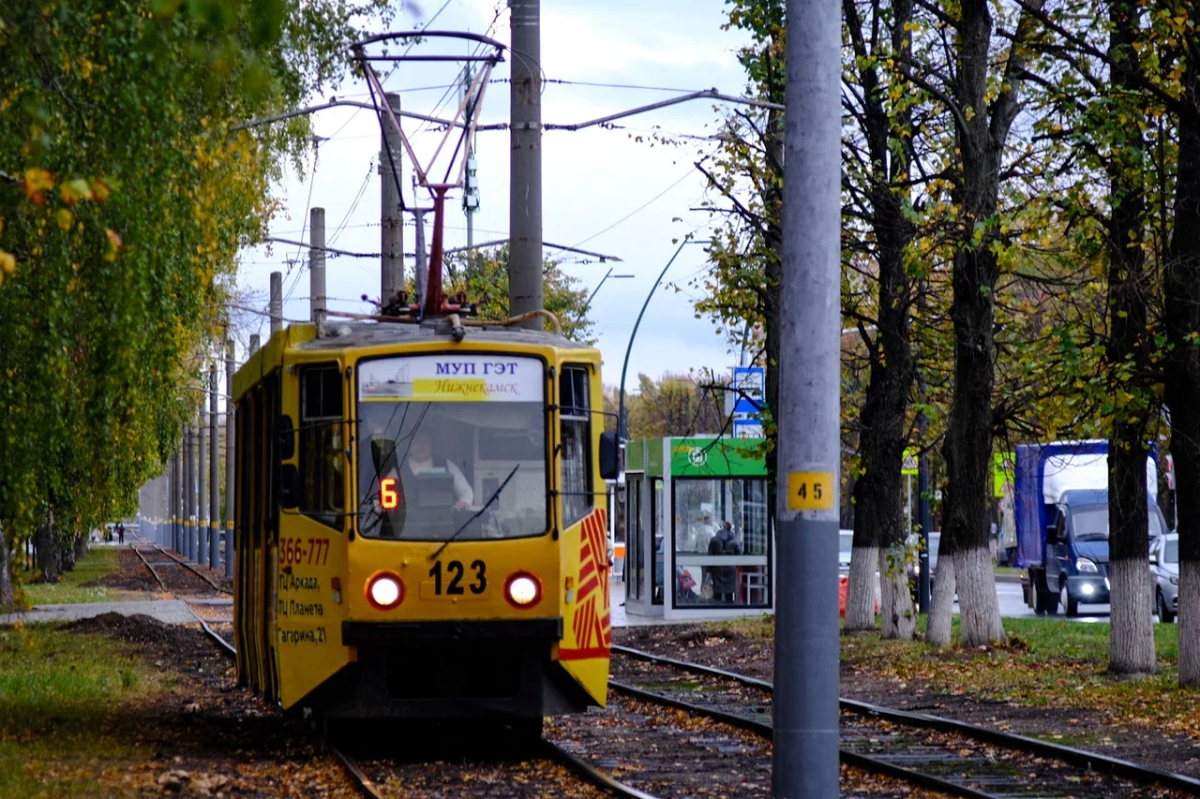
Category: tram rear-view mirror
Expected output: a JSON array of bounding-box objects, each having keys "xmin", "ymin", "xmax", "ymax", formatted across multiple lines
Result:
[
  {"xmin": 279, "ymin": 464, "xmax": 300, "ymax": 509},
  {"xmin": 277, "ymin": 414, "xmax": 295, "ymax": 460},
  {"xmin": 599, "ymin": 431, "xmax": 619, "ymax": 481}
]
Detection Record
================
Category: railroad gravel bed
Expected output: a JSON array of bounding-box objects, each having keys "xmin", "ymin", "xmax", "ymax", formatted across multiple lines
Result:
[
  {"xmin": 350, "ymin": 745, "xmax": 610, "ymax": 799},
  {"xmin": 134, "ymin": 547, "xmax": 221, "ymax": 596},
  {"xmin": 612, "ymin": 647, "xmax": 1191, "ymax": 798}
]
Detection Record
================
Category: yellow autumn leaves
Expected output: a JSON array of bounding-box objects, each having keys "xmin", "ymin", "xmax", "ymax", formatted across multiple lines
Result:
[{"xmin": 0, "ymin": 168, "xmax": 116, "ymax": 287}]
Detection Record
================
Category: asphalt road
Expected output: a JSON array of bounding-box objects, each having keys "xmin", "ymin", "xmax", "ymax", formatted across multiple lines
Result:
[{"xmin": 978, "ymin": 580, "xmax": 1113, "ymax": 622}]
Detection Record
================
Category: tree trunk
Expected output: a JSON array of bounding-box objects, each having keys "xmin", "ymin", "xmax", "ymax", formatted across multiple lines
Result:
[
  {"xmin": 35, "ymin": 506, "xmax": 58, "ymax": 584},
  {"xmin": 74, "ymin": 533, "xmax": 88, "ymax": 563},
  {"xmin": 879, "ymin": 544, "xmax": 916, "ymax": 639},
  {"xmin": 845, "ymin": 544, "xmax": 879, "ymax": 631},
  {"xmin": 1104, "ymin": 0, "xmax": 1157, "ymax": 678},
  {"xmin": 841, "ymin": 0, "xmax": 917, "ymax": 639},
  {"xmin": 927, "ymin": 551, "xmax": 956, "ymax": 646},
  {"xmin": 60, "ymin": 531, "xmax": 77, "ymax": 573},
  {"xmin": 955, "ymin": 546, "xmax": 1005, "ymax": 644},
  {"xmin": 936, "ymin": 0, "xmax": 1042, "ymax": 649},
  {"xmin": 1163, "ymin": 20, "xmax": 1200, "ymax": 685},
  {"xmin": 0, "ymin": 524, "xmax": 14, "ymax": 608}
]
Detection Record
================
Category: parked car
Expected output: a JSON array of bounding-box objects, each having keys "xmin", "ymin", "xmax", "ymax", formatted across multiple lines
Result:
[
  {"xmin": 1150, "ymin": 533, "xmax": 1179, "ymax": 623},
  {"xmin": 839, "ymin": 530, "xmax": 853, "ymax": 576}
]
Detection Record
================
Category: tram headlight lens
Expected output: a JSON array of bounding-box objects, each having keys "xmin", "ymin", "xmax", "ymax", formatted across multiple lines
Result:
[
  {"xmin": 366, "ymin": 572, "xmax": 404, "ymax": 609},
  {"xmin": 505, "ymin": 572, "xmax": 542, "ymax": 608}
]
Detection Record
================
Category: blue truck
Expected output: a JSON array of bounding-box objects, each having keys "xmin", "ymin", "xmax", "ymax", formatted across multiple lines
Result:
[{"xmin": 1015, "ymin": 441, "xmax": 1168, "ymax": 616}]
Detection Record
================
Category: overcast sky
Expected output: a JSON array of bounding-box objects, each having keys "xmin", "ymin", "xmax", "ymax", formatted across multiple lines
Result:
[{"xmin": 235, "ymin": 0, "xmax": 753, "ymax": 388}]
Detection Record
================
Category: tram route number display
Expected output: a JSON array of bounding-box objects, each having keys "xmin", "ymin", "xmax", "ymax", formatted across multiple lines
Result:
[
  {"xmin": 428, "ymin": 559, "xmax": 486, "ymax": 595},
  {"xmin": 280, "ymin": 537, "xmax": 330, "ymax": 565}
]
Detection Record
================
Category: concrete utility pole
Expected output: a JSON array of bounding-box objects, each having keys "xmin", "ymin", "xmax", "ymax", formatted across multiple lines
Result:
[
  {"xmin": 270, "ymin": 271, "xmax": 283, "ymax": 335},
  {"xmin": 209, "ymin": 362, "xmax": 220, "ymax": 570},
  {"xmin": 413, "ymin": 206, "xmax": 430, "ymax": 308},
  {"xmin": 774, "ymin": 0, "xmax": 842, "ymax": 793},
  {"xmin": 381, "ymin": 92, "xmax": 404, "ymax": 303},
  {"xmin": 224, "ymin": 337, "xmax": 236, "ymax": 579},
  {"xmin": 508, "ymin": 0, "xmax": 543, "ymax": 328},
  {"xmin": 198, "ymin": 401, "xmax": 208, "ymax": 567},
  {"xmin": 173, "ymin": 446, "xmax": 182, "ymax": 552},
  {"xmin": 189, "ymin": 423, "xmax": 200, "ymax": 561},
  {"xmin": 310, "ymin": 207, "xmax": 327, "ymax": 326}
]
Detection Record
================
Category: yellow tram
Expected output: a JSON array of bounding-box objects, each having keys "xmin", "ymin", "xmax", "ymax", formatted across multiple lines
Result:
[{"xmin": 230, "ymin": 316, "xmax": 617, "ymax": 730}]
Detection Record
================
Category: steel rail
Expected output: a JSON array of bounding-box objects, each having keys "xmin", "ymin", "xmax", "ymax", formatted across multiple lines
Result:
[
  {"xmin": 608, "ymin": 678, "xmax": 996, "ymax": 799},
  {"xmin": 612, "ymin": 644, "xmax": 1200, "ymax": 796},
  {"xmin": 149, "ymin": 543, "xmax": 232, "ymax": 595},
  {"xmin": 128, "ymin": 543, "xmax": 171, "ymax": 593},
  {"xmin": 541, "ymin": 739, "xmax": 662, "ymax": 799},
  {"xmin": 189, "ymin": 609, "xmax": 646, "ymax": 799},
  {"xmin": 194, "ymin": 615, "xmax": 384, "ymax": 799}
]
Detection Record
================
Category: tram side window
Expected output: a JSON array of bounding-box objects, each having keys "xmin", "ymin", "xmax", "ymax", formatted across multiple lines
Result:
[
  {"xmin": 300, "ymin": 364, "xmax": 344, "ymax": 528},
  {"xmin": 560, "ymin": 365, "xmax": 593, "ymax": 526}
]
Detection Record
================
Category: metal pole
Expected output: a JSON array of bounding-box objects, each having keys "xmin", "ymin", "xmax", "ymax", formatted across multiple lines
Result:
[
  {"xmin": 462, "ymin": 64, "xmax": 479, "ymax": 254},
  {"xmin": 414, "ymin": 207, "xmax": 429, "ymax": 309},
  {"xmin": 382, "ymin": 92, "xmax": 404, "ymax": 303},
  {"xmin": 270, "ymin": 271, "xmax": 283, "ymax": 335},
  {"xmin": 918, "ymin": 447, "xmax": 932, "ymax": 614},
  {"xmin": 508, "ymin": 0, "xmax": 543, "ymax": 328},
  {"xmin": 774, "ymin": 0, "xmax": 842, "ymax": 792},
  {"xmin": 224, "ymin": 337, "xmax": 236, "ymax": 579},
  {"xmin": 618, "ymin": 240, "xmax": 693, "ymax": 441},
  {"xmin": 249, "ymin": 334, "xmax": 260, "ymax": 354},
  {"xmin": 210, "ymin": 361, "xmax": 220, "ymax": 570},
  {"xmin": 583, "ymin": 267, "xmax": 614, "ymax": 317},
  {"xmin": 310, "ymin": 207, "xmax": 326, "ymax": 326},
  {"xmin": 198, "ymin": 398, "xmax": 208, "ymax": 566}
]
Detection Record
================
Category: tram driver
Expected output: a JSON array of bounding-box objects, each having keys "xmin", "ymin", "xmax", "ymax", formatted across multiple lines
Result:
[
  {"xmin": 366, "ymin": 429, "xmax": 475, "ymax": 538},
  {"xmin": 404, "ymin": 430, "xmax": 474, "ymax": 510}
]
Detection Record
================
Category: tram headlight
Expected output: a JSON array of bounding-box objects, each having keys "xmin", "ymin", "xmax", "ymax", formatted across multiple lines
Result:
[
  {"xmin": 505, "ymin": 572, "xmax": 543, "ymax": 609},
  {"xmin": 366, "ymin": 571, "xmax": 405, "ymax": 610}
]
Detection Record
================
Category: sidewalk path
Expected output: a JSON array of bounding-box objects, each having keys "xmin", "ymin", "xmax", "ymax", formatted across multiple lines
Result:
[{"xmin": 0, "ymin": 599, "xmax": 198, "ymax": 626}]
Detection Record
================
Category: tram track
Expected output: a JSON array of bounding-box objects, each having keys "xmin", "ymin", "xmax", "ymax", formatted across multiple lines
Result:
[
  {"xmin": 191, "ymin": 617, "xmax": 651, "ymax": 799},
  {"xmin": 611, "ymin": 643, "xmax": 1200, "ymax": 798},
  {"xmin": 130, "ymin": 533, "xmax": 231, "ymax": 595}
]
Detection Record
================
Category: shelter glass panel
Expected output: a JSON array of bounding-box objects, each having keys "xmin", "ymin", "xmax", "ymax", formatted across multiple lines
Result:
[
  {"xmin": 652, "ymin": 478, "xmax": 664, "ymax": 605},
  {"xmin": 625, "ymin": 475, "xmax": 643, "ymax": 601},
  {"xmin": 672, "ymin": 477, "xmax": 771, "ymax": 609}
]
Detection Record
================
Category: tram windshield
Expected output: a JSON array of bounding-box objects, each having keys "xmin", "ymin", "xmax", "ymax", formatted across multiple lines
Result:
[{"xmin": 356, "ymin": 354, "xmax": 548, "ymax": 541}]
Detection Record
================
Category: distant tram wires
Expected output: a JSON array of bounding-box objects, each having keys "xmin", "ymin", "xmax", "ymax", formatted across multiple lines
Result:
[{"xmin": 328, "ymin": 158, "xmax": 375, "ymax": 246}]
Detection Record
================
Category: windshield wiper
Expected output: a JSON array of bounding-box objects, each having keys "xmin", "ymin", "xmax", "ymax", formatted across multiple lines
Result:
[{"xmin": 428, "ymin": 464, "xmax": 520, "ymax": 561}]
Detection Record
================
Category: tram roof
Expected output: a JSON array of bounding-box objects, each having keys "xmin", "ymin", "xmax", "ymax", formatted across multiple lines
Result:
[{"xmin": 295, "ymin": 320, "xmax": 591, "ymax": 351}]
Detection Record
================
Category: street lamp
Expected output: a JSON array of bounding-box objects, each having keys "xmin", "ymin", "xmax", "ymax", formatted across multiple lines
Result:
[
  {"xmin": 617, "ymin": 239, "xmax": 705, "ymax": 441},
  {"xmin": 581, "ymin": 268, "xmax": 635, "ymax": 317}
]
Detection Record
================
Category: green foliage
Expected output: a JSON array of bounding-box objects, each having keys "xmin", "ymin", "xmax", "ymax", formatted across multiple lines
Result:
[
  {"xmin": 20, "ymin": 548, "xmax": 143, "ymax": 607},
  {"xmin": 443, "ymin": 245, "xmax": 595, "ymax": 342},
  {"xmin": 606, "ymin": 373, "xmax": 726, "ymax": 439},
  {"xmin": 0, "ymin": 0, "xmax": 387, "ymax": 572}
]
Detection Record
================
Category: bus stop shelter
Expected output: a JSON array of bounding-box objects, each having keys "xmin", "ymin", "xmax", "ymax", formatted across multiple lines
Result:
[{"xmin": 622, "ymin": 436, "xmax": 773, "ymax": 620}]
